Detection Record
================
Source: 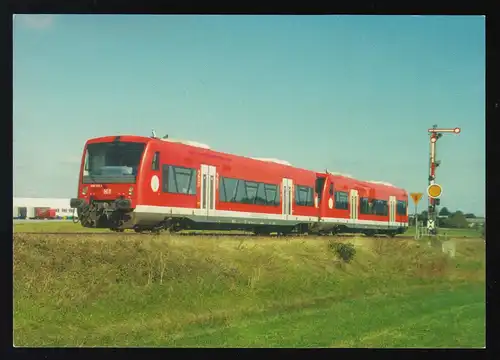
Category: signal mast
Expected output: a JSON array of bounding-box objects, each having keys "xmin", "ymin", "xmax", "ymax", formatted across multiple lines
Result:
[{"xmin": 426, "ymin": 125, "xmax": 461, "ymax": 235}]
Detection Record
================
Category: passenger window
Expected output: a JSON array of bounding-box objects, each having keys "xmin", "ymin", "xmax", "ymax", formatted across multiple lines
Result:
[
  {"xmin": 295, "ymin": 185, "xmax": 314, "ymax": 207},
  {"xmin": 244, "ymin": 181, "xmax": 259, "ymax": 204},
  {"xmin": 397, "ymin": 200, "xmax": 407, "ymax": 216},
  {"xmin": 255, "ymin": 183, "xmax": 267, "ymax": 205},
  {"xmin": 166, "ymin": 166, "xmax": 196, "ymax": 195},
  {"xmin": 152, "ymin": 152, "xmax": 160, "ymax": 171},
  {"xmin": 219, "ymin": 177, "xmax": 280, "ymax": 206},
  {"xmin": 360, "ymin": 198, "xmax": 370, "ymax": 214},
  {"xmin": 334, "ymin": 191, "xmax": 349, "ymax": 210}
]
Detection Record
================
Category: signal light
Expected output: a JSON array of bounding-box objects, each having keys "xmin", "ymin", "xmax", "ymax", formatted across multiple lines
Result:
[{"xmin": 82, "ymin": 186, "xmax": 88, "ymax": 195}]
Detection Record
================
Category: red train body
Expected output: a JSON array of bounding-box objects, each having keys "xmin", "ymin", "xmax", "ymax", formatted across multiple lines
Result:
[{"xmin": 70, "ymin": 135, "xmax": 409, "ymax": 236}]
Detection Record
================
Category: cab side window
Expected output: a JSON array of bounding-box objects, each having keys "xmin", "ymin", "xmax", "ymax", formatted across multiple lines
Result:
[{"xmin": 152, "ymin": 151, "xmax": 160, "ymax": 171}]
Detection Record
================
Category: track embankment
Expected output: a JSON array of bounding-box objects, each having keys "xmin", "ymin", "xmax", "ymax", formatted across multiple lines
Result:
[{"xmin": 14, "ymin": 232, "xmax": 485, "ymax": 347}]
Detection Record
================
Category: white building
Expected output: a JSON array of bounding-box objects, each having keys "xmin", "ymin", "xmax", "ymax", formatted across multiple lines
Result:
[{"xmin": 13, "ymin": 197, "xmax": 75, "ymax": 219}]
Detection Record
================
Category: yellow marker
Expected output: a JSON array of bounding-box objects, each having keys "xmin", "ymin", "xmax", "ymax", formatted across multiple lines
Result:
[{"xmin": 427, "ymin": 184, "xmax": 442, "ymax": 198}]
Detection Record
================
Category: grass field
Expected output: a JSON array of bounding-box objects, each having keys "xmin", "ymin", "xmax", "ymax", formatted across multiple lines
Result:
[{"xmin": 13, "ymin": 229, "xmax": 485, "ymax": 347}]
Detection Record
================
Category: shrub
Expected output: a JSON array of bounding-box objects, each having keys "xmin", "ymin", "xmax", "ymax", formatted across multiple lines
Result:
[{"xmin": 328, "ymin": 241, "xmax": 356, "ymax": 263}]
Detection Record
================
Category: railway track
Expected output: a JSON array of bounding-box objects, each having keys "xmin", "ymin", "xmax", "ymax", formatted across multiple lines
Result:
[{"xmin": 15, "ymin": 231, "xmax": 418, "ymax": 240}]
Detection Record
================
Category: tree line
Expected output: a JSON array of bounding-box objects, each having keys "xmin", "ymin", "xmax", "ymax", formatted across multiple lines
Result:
[{"xmin": 409, "ymin": 207, "xmax": 484, "ymax": 229}]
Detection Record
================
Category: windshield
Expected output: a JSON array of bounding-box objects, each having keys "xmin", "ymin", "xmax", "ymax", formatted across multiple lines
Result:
[{"xmin": 83, "ymin": 141, "xmax": 146, "ymax": 184}]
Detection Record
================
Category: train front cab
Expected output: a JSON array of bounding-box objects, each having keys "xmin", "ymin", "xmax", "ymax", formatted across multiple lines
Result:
[
  {"xmin": 70, "ymin": 136, "xmax": 148, "ymax": 230},
  {"xmin": 312, "ymin": 175, "xmax": 408, "ymax": 237}
]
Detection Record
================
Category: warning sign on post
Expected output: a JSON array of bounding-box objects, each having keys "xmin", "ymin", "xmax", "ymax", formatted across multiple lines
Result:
[
  {"xmin": 427, "ymin": 184, "xmax": 442, "ymax": 199},
  {"xmin": 410, "ymin": 192, "xmax": 423, "ymax": 205}
]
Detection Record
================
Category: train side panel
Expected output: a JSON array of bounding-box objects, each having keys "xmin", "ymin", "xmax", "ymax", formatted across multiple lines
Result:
[{"xmin": 134, "ymin": 140, "xmax": 320, "ymax": 230}]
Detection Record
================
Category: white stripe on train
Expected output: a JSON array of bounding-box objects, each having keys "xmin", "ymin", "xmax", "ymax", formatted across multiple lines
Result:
[{"xmin": 134, "ymin": 205, "xmax": 408, "ymax": 228}]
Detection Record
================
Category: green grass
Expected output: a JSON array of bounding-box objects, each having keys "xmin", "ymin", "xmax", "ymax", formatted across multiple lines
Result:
[
  {"xmin": 170, "ymin": 283, "xmax": 484, "ymax": 348},
  {"xmin": 13, "ymin": 233, "xmax": 485, "ymax": 347}
]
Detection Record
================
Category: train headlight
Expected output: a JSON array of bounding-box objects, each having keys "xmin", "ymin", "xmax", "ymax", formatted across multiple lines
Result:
[
  {"xmin": 129, "ymin": 186, "xmax": 134, "ymax": 195},
  {"xmin": 82, "ymin": 186, "xmax": 88, "ymax": 195}
]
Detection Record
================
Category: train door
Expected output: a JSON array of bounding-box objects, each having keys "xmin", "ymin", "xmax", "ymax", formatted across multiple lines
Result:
[
  {"xmin": 389, "ymin": 196, "xmax": 396, "ymax": 226},
  {"xmin": 315, "ymin": 176, "xmax": 327, "ymax": 219},
  {"xmin": 282, "ymin": 178, "xmax": 293, "ymax": 220},
  {"xmin": 200, "ymin": 164, "xmax": 217, "ymax": 218},
  {"xmin": 349, "ymin": 189, "xmax": 359, "ymax": 224}
]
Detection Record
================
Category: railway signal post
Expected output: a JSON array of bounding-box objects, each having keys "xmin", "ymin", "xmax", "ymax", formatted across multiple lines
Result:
[
  {"xmin": 410, "ymin": 192, "xmax": 423, "ymax": 239},
  {"xmin": 427, "ymin": 125, "xmax": 461, "ymax": 236}
]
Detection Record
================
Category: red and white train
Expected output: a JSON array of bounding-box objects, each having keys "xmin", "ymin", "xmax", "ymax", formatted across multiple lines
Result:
[{"xmin": 70, "ymin": 134, "xmax": 409, "ymax": 236}]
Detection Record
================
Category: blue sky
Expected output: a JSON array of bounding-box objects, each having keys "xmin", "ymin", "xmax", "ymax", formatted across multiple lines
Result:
[{"xmin": 13, "ymin": 15, "xmax": 485, "ymax": 215}]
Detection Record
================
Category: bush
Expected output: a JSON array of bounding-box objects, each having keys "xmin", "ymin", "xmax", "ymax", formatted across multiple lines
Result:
[{"xmin": 328, "ymin": 241, "xmax": 356, "ymax": 263}]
